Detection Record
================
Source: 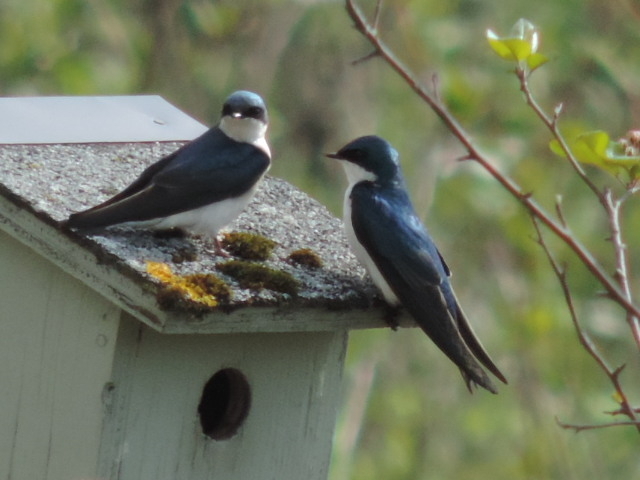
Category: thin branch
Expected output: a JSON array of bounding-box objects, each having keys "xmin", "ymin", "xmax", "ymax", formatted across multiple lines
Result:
[
  {"xmin": 516, "ymin": 68, "xmax": 605, "ymax": 203},
  {"xmin": 604, "ymin": 189, "xmax": 640, "ymax": 348},
  {"xmin": 520, "ymin": 65, "xmax": 640, "ymax": 350},
  {"xmin": 345, "ymin": 0, "xmax": 640, "ymax": 321},
  {"xmin": 607, "ymin": 406, "xmax": 640, "ymax": 416},
  {"xmin": 532, "ymin": 217, "xmax": 640, "ymax": 431},
  {"xmin": 372, "ymin": 0, "xmax": 383, "ymax": 30},
  {"xmin": 554, "ymin": 195, "xmax": 568, "ymax": 228},
  {"xmin": 351, "ymin": 50, "xmax": 380, "ymax": 65},
  {"xmin": 531, "ymin": 218, "xmax": 597, "ymax": 364},
  {"xmin": 556, "ymin": 417, "xmax": 640, "ymax": 433}
]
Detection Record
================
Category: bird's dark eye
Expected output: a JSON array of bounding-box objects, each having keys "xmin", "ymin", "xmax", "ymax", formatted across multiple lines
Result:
[
  {"xmin": 244, "ymin": 106, "xmax": 263, "ymax": 119},
  {"xmin": 345, "ymin": 148, "xmax": 364, "ymax": 161}
]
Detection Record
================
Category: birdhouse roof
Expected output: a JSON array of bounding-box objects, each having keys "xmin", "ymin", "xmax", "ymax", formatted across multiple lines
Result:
[{"xmin": 0, "ymin": 97, "xmax": 390, "ymax": 334}]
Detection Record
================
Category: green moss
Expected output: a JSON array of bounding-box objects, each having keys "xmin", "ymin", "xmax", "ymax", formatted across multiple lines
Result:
[
  {"xmin": 171, "ymin": 247, "xmax": 198, "ymax": 263},
  {"xmin": 287, "ymin": 248, "xmax": 323, "ymax": 269},
  {"xmin": 217, "ymin": 260, "xmax": 298, "ymax": 296},
  {"xmin": 221, "ymin": 231, "xmax": 277, "ymax": 260}
]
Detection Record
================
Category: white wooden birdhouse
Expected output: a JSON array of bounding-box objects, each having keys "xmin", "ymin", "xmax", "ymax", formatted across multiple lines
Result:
[{"xmin": 0, "ymin": 96, "xmax": 392, "ymax": 480}]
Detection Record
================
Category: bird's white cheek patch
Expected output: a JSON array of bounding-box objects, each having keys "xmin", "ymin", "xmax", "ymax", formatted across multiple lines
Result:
[{"xmin": 341, "ymin": 162, "xmax": 376, "ymax": 185}]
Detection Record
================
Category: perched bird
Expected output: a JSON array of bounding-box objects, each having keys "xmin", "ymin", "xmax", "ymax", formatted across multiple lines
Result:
[
  {"xmin": 327, "ymin": 135, "xmax": 507, "ymax": 393},
  {"xmin": 66, "ymin": 90, "xmax": 271, "ymax": 255}
]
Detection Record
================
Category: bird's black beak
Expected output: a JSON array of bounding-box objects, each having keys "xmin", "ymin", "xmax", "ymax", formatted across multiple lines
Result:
[{"xmin": 325, "ymin": 152, "xmax": 342, "ymax": 160}]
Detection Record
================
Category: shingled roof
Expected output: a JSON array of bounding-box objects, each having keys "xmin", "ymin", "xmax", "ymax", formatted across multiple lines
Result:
[{"xmin": 0, "ymin": 140, "xmax": 398, "ymax": 334}]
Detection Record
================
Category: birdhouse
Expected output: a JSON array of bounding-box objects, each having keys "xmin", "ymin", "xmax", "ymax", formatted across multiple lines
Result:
[{"xmin": 0, "ymin": 96, "xmax": 395, "ymax": 480}]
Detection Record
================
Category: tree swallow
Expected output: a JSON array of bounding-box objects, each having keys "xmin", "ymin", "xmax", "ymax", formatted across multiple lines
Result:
[
  {"xmin": 327, "ymin": 135, "xmax": 507, "ymax": 393},
  {"xmin": 66, "ymin": 90, "xmax": 271, "ymax": 255}
]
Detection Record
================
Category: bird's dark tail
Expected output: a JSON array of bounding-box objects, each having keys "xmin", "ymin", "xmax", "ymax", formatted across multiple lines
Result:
[
  {"xmin": 407, "ymin": 290, "xmax": 507, "ymax": 394},
  {"xmin": 460, "ymin": 369, "xmax": 497, "ymax": 394},
  {"xmin": 454, "ymin": 300, "xmax": 508, "ymax": 388}
]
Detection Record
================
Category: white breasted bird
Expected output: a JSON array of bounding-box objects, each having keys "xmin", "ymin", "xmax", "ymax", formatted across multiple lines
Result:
[
  {"xmin": 66, "ymin": 90, "xmax": 271, "ymax": 255},
  {"xmin": 327, "ymin": 135, "xmax": 507, "ymax": 393}
]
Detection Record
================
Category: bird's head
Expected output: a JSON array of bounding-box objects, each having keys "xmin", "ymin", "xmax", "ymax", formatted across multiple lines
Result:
[
  {"xmin": 219, "ymin": 91, "xmax": 269, "ymax": 150},
  {"xmin": 326, "ymin": 135, "xmax": 401, "ymax": 186}
]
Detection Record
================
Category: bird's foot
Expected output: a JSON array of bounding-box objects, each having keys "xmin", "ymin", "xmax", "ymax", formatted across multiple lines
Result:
[
  {"xmin": 212, "ymin": 237, "xmax": 231, "ymax": 258},
  {"xmin": 381, "ymin": 302, "xmax": 403, "ymax": 331},
  {"xmin": 153, "ymin": 227, "xmax": 186, "ymax": 239}
]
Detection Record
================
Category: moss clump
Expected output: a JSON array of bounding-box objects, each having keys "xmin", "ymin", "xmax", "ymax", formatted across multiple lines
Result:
[
  {"xmin": 171, "ymin": 247, "xmax": 198, "ymax": 263},
  {"xmin": 183, "ymin": 273, "xmax": 232, "ymax": 303},
  {"xmin": 220, "ymin": 231, "xmax": 277, "ymax": 260},
  {"xmin": 146, "ymin": 261, "xmax": 231, "ymax": 310},
  {"xmin": 156, "ymin": 286, "xmax": 206, "ymax": 312},
  {"xmin": 217, "ymin": 260, "xmax": 298, "ymax": 296},
  {"xmin": 287, "ymin": 248, "xmax": 323, "ymax": 269}
]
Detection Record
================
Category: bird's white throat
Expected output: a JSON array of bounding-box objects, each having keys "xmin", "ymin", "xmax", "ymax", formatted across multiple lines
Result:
[
  {"xmin": 220, "ymin": 116, "xmax": 270, "ymax": 157},
  {"xmin": 341, "ymin": 161, "xmax": 376, "ymax": 187}
]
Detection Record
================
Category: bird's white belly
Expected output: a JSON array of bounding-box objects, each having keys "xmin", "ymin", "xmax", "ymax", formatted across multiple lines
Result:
[
  {"xmin": 125, "ymin": 186, "xmax": 258, "ymax": 236},
  {"xmin": 344, "ymin": 189, "xmax": 400, "ymax": 305}
]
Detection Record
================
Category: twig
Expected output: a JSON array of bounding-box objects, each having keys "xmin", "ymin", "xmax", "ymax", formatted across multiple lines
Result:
[
  {"xmin": 603, "ymin": 189, "xmax": 640, "ymax": 348},
  {"xmin": 520, "ymin": 65, "xmax": 640, "ymax": 350},
  {"xmin": 531, "ymin": 217, "xmax": 640, "ymax": 432},
  {"xmin": 516, "ymin": 68, "xmax": 605, "ymax": 203},
  {"xmin": 606, "ymin": 406, "xmax": 640, "ymax": 416},
  {"xmin": 372, "ymin": 0, "xmax": 383, "ymax": 30},
  {"xmin": 556, "ymin": 417, "xmax": 640, "ymax": 433},
  {"xmin": 344, "ymin": 0, "xmax": 640, "ymax": 321},
  {"xmin": 351, "ymin": 50, "xmax": 380, "ymax": 65}
]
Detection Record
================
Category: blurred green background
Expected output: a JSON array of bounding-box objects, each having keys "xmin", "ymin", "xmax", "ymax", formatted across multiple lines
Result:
[{"xmin": 2, "ymin": 0, "xmax": 640, "ymax": 478}]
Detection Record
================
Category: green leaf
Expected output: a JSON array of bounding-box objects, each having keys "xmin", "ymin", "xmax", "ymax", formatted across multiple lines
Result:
[
  {"xmin": 487, "ymin": 36, "xmax": 533, "ymax": 61},
  {"xmin": 486, "ymin": 19, "xmax": 546, "ymax": 70},
  {"xmin": 550, "ymin": 130, "xmax": 640, "ymax": 178},
  {"xmin": 575, "ymin": 131, "xmax": 610, "ymax": 163},
  {"xmin": 526, "ymin": 53, "xmax": 549, "ymax": 71}
]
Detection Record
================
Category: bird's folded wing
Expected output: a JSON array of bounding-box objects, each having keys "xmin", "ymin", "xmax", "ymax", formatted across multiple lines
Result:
[
  {"xmin": 349, "ymin": 183, "xmax": 506, "ymax": 389},
  {"xmin": 68, "ymin": 128, "xmax": 270, "ymax": 226}
]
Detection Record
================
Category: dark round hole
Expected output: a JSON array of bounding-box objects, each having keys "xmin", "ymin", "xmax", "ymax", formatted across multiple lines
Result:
[{"xmin": 198, "ymin": 368, "xmax": 251, "ymax": 440}]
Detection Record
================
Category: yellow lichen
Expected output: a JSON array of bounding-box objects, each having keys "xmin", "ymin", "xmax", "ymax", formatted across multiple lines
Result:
[
  {"xmin": 146, "ymin": 261, "xmax": 231, "ymax": 309},
  {"xmin": 147, "ymin": 261, "xmax": 174, "ymax": 282}
]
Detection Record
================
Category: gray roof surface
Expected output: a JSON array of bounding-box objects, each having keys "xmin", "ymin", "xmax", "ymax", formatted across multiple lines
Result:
[{"xmin": 0, "ymin": 142, "xmax": 392, "ymax": 332}]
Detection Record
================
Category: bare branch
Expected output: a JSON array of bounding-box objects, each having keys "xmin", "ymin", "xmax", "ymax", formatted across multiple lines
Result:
[
  {"xmin": 373, "ymin": 0, "xmax": 383, "ymax": 30},
  {"xmin": 351, "ymin": 50, "xmax": 380, "ymax": 66},
  {"xmin": 531, "ymin": 218, "xmax": 613, "ymax": 375},
  {"xmin": 554, "ymin": 195, "xmax": 568, "ymax": 228},
  {"xmin": 556, "ymin": 417, "xmax": 640, "ymax": 433},
  {"xmin": 603, "ymin": 190, "xmax": 640, "ymax": 348},
  {"xmin": 516, "ymin": 68, "xmax": 605, "ymax": 202}
]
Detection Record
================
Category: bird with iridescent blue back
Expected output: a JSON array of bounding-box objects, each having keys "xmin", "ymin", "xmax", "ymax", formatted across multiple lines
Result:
[
  {"xmin": 65, "ymin": 90, "xmax": 271, "ymax": 255},
  {"xmin": 327, "ymin": 135, "xmax": 507, "ymax": 393}
]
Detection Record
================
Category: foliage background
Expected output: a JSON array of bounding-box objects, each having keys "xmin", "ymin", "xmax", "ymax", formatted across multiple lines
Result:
[{"xmin": 2, "ymin": 0, "xmax": 640, "ymax": 478}]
